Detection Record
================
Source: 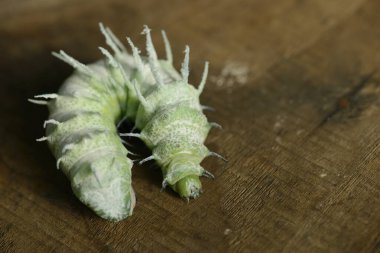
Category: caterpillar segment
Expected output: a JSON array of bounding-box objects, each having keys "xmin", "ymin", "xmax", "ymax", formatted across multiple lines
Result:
[{"xmin": 29, "ymin": 23, "xmax": 223, "ymax": 221}]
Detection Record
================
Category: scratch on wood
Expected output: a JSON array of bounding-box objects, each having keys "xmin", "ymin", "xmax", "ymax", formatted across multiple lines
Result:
[{"xmin": 317, "ymin": 71, "xmax": 376, "ymax": 128}]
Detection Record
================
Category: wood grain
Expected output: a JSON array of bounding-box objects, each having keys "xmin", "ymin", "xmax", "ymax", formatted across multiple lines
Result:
[{"xmin": 0, "ymin": 0, "xmax": 379, "ymax": 252}]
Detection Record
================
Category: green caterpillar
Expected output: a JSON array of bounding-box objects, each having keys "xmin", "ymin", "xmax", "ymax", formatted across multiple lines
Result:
[{"xmin": 29, "ymin": 24, "xmax": 225, "ymax": 221}]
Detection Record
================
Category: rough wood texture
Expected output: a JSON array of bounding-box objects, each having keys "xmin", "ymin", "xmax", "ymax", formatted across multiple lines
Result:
[{"xmin": 0, "ymin": 0, "xmax": 379, "ymax": 252}]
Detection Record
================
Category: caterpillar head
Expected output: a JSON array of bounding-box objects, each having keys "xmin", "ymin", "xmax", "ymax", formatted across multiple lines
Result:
[
  {"xmin": 172, "ymin": 175, "xmax": 202, "ymax": 199},
  {"xmin": 162, "ymin": 158, "xmax": 208, "ymax": 199}
]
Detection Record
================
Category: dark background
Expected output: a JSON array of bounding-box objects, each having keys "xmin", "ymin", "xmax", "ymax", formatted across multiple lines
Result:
[{"xmin": 0, "ymin": 0, "xmax": 379, "ymax": 252}]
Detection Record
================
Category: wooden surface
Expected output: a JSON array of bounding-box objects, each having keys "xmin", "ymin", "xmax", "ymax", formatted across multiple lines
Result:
[{"xmin": 0, "ymin": 0, "xmax": 380, "ymax": 252}]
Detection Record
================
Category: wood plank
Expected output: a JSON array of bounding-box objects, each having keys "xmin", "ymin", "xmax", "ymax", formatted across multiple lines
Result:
[{"xmin": 0, "ymin": 0, "xmax": 379, "ymax": 252}]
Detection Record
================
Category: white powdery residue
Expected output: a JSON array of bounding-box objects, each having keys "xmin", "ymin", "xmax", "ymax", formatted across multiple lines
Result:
[
  {"xmin": 224, "ymin": 228, "xmax": 232, "ymax": 235},
  {"xmin": 211, "ymin": 61, "xmax": 250, "ymax": 88}
]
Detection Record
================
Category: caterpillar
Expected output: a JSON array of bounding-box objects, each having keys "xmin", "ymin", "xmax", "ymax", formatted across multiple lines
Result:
[{"xmin": 29, "ymin": 24, "xmax": 225, "ymax": 221}]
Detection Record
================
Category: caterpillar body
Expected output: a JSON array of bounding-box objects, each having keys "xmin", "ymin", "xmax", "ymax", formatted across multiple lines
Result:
[{"xmin": 30, "ymin": 24, "xmax": 224, "ymax": 221}]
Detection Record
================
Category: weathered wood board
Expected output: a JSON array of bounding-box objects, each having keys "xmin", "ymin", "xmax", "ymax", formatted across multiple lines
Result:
[{"xmin": 0, "ymin": 0, "xmax": 379, "ymax": 252}]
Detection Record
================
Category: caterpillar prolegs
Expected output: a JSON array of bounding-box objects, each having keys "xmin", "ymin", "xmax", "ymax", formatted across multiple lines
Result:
[{"xmin": 30, "ymin": 24, "xmax": 225, "ymax": 221}]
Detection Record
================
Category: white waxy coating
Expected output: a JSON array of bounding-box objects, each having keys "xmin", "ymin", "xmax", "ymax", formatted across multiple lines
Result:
[{"xmin": 32, "ymin": 24, "xmax": 216, "ymax": 221}]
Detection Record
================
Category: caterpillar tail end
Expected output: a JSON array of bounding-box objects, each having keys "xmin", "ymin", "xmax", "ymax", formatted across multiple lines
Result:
[
  {"xmin": 72, "ymin": 183, "xmax": 136, "ymax": 222},
  {"xmin": 68, "ymin": 157, "xmax": 136, "ymax": 222}
]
